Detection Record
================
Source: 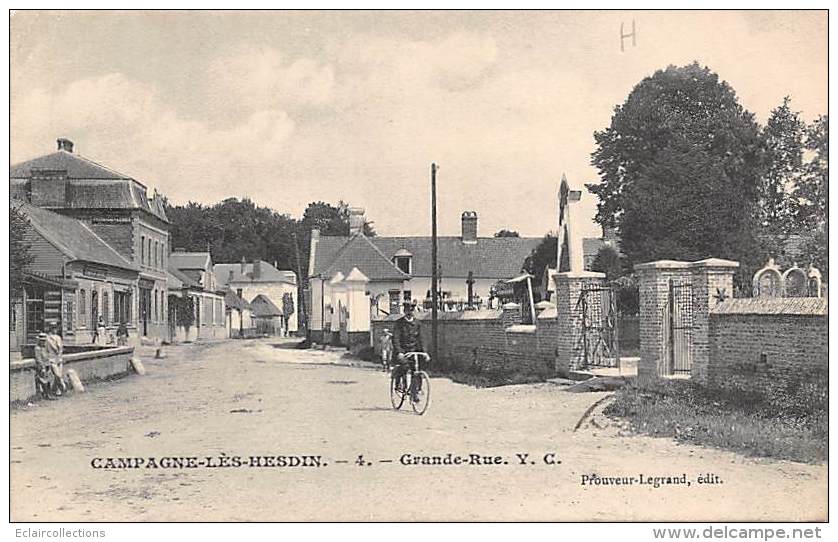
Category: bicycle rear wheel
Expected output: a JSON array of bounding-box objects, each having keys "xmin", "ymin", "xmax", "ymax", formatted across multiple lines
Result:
[
  {"xmin": 410, "ymin": 371, "xmax": 430, "ymax": 415},
  {"xmin": 390, "ymin": 372, "xmax": 406, "ymax": 410}
]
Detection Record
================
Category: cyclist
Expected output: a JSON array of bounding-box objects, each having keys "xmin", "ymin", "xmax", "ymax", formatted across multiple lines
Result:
[{"xmin": 391, "ymin": 301, "xmax": 424, "ymax": 399}]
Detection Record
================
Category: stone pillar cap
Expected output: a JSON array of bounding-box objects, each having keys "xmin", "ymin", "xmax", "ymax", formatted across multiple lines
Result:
[
  {"xmin": 689, "ymin": 258, "xmax": 740, "ymax": 269},
  {"xmin": 553, "ymin": 270, "xmax": 606, "ymax": 279},
  {"xmin": 502, "ymin": 302, "xmax": 521, "ymax": 309},
  {"xmin": 634, "ymin": 260, "xmax": 691, "ymax": 271}
]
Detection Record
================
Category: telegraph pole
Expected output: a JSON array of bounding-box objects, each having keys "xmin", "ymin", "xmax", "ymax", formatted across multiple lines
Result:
[{"xmin": 430, "ymin": 163, "xmax": 439, "ymax": 369}]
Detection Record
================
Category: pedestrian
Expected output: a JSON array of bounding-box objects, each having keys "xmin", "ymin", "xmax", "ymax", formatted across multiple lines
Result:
[
  {"xmin": 116, "ymin": 321, "xmax": 129, "ymax": 346},
  {"xmin": 34, "ymin": 332, "xmax": 54, "ymax": 400},
  {"xmin": 379, "ymin": 328, "xmax": 393, "ymax": 372},
  {"xmin": 44, "ymin": 323, "xmax": 67, "ymax": 398},
  {"xmin": 92, "ymin": 315, "xmax": 106, "ymax": 345}
]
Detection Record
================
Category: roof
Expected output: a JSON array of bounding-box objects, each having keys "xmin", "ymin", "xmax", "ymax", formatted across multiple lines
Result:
[
  {"xmin": 169, "ymin": 252, "xmax": 211, "ymax": 271},
  {"xmin": 9, "ymin": 150, "xmax": 168, "ymax": 222},
  {"xmin": 311, "ymin": 234, "xmax": 542, "ymax": 280},
  {"xmin": 224, "ymin": 288, "xmax": 252, "ymax": 311},
  {"xmin": 250, "ymin": 294, "xmax": 283, "ymax": 317},
  {"xmin": 712, "ymin": 297, "xmax": 827, "ymax": 316},
  {"xmin": 14, "ymin": 199, "xmax": 138, "ymax": 272},
  {"xmin": 10, "ymin": 150, "xmax": 133, "ymax": 180},
  {"xmin": 319, "ymin": 234, "xmax": 409, "ymax": 282},
  {"xmin": 167, "ymin": 266, "xmax": 199, "ymax": 288},
  {"xmin": 214, "ymin": 261, "xmax": 297, "ymax": 286},
  {"xmin": 166, "ymin": 269, "xmax": 184, "ymax": 290}
]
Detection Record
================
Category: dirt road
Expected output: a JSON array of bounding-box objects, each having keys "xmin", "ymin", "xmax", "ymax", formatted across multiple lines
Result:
[{"xmin": 10, "ymin": 339, "xmax": 827, "ymax": 521}]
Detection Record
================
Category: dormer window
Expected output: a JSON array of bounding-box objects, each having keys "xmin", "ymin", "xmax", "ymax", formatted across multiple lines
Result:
[{"xmin": 393, "ymin": 248, "xmax": 412, "ymax": 274}]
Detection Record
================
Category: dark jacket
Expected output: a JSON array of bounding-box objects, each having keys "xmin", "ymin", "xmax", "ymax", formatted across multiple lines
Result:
[{"xmin": 392, "ymin": 315, "xmax": 422, "ymax": 355}]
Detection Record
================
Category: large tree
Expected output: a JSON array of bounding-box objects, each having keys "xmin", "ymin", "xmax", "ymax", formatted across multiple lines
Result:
[
  {"xmin": 10, "ymin": 204, "xmax": 32, "ymax": 295},
  {"xmin": 760, "ymin": 97, "xmax": 805, "ymax": 237},
  {"xmin": 791, "ymin": 114, "xmax": 828, "ymax": 273},
  {"xmin": 588, "ymin": 63, "xmax": 765, "ymax": 285}
]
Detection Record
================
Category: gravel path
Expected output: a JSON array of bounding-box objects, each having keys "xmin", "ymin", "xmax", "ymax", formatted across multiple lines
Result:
[{"xmin": 10, "ymin": 339, "xmax": 827, "ymax": 521}]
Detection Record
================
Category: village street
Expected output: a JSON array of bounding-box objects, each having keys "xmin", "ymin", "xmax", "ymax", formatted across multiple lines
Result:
[{"xmin": 10, "ymin": 339, "xmax": 826, "ymax": 522}]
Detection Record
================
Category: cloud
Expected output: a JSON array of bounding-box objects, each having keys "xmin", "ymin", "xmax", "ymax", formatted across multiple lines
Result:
[
  {"xmin": 207, "ymin": 45, "xmax": 335, "ymax": 112},
  {"xmin": 11, "ymin": 72, "xmax": 296, "ymax": 201}
]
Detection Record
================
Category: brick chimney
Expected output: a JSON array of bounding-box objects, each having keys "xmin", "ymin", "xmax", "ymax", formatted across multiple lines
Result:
[
  {"xmin": 461, "ymin": 211, "xmax": 478, "ymax": 244},
  {"xmin": 57, "ymin": 138, "xmax": 74, "ymax": 153},
  {"xmin": 253, "ymin": 259, "xmax": 262, "ymax": 279},
  {"xmin": 348, "ymin": 207, "xmax": 365, "ymax": 236},
  {"xmin": 240, "ymin": 256, "xmax": 246, "ymax": 274}
]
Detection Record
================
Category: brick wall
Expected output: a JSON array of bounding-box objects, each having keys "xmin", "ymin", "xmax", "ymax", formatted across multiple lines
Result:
[
  {"xmin": 371, "ymin": 310, "xmax": 557, "ymax": 378},
  {"xmin": 707, "ymin": 298, "xmax": 827, "ymax": 399}
]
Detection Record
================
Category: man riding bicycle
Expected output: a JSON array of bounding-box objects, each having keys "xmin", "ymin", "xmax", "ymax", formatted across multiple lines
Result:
[{"xmin": 391, "ymin": 301, "xmax": 424, "ymax": 399}]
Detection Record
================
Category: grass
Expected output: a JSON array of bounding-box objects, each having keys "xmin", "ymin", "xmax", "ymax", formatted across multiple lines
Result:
[
  {"xmin": 604, "ymin": 378, "xmax": 828, "ymax": 463},
  {"xmin": 432, "ymin": 369, "xmax": 547, "ymax": 388}
]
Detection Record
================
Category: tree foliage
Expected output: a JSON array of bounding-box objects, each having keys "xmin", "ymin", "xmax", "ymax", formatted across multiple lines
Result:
[
  {"xmin": 590, "ymin": 245, "xmax": 623, "ymax": 280},
  {"xmin": 760, "ymin": 97, "xmax": 805, "ymax": 235},
  {"xmin": 493, "ymin": 229, "xmax": 520, "ymax": 237},
  {"xmin": 523, "ymin": 234, "xmax": 557, "ymax": 284},
  {"xmin": 10, "ymin": 204, "xmax": 32, "ymax": 295},
  {"xmin": 588, "ymin": 63, "xmax": 766, "ymax": 286},
  {"xmin": 791, "ymin": 114, "xmax": 828, "ymax": 274}
]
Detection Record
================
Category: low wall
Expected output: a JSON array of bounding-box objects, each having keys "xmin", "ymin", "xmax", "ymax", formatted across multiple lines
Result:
[
  {"xmin": 10, "ymin": 346, "xmax": 135, "ymax": 404},
  {"xmin": 707, "ymin": 298, "xmax": 827, "ymax": 400},
  {"xmin": 371, "ymin": 309, "xmax": 558, "ymax": 378}
]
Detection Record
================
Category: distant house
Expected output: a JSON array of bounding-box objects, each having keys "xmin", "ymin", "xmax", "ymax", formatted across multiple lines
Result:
[
  {"xmin": 307, "ymin": 208, "xmax": 541, "ymax": 344},
  {"xmin": 214, "ymin": 259, "xmax": 298, "ymax": 335},
  {"xmin": 250, "ymin": 294, "xmax": 284, "ymax": 336},
  {"xmin": 223, "ymin": 288, "xmax": 254, "ymax": 339},
  {"xmin": 168, "ymin": 251, "xmax": 226, "ymax": 341},
  {"xmin": 10, "ymin": 138, "xmax": 170, "ymax": 344},
  {"xmin": 10, "ymin": 199, "xmax": 139, "ymax": 350}
]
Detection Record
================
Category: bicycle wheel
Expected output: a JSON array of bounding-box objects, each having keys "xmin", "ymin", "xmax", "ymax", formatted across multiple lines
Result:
[
  {"xmin": 410, "ymin": 371, "xmax": 430, "ymax": 415},
  {"xmin": 390, "ymin": 372, "xmax": 406, "ymax": 410}
]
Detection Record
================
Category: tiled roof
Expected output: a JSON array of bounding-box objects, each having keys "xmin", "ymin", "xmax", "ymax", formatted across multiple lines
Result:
[
  {"xmin": 224, "ymin": 288, "xmax": 252, "ymax": 311},
  {"xmin": 712, "ymin": 297, "xmax": 827, "ymax": 316},
  {"xmin": 10, "ymin": 150, "xmax": 133, "ymax": 180},
  {"xmin": 250, "ymin": 294, "xmax": 283, "ymax": 317},
  {"xmin": 214, "ymin": 261, "xmax": 297, "ymax": 286},
  {"xmin": 170, "ymin": 252, "xmax": 211, "ymax": 271},
  {"xmin": 166, "ymin": 269, "xmax": 184, "ymax": 290},
  {"xmin": 319, "ymin": 234, "xmax": 409, "ymax": 281},
  {"xmin": 312, "ymin": 234, "xmax": 541, "ymax": 280},
  {"xmin": 167, "ymin": 266, "xmax": 199, "ymax": 288},
  {"xmin": 9, "ymin": 151, "xmax": 168, "ymax": 222},
  {"xmin": 13, "ymin": 199, "xmax": 137, "ymax": 272}
]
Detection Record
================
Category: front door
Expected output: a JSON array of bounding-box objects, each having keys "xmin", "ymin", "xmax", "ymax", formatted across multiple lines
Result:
[{"xmin": 139, "ymin": 288, "xmax": 151, "ymax": 336}]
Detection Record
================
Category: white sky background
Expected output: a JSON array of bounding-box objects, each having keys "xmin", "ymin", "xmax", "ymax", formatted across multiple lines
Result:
[{"xmin": 10, "ymin": 10, "xmax": 827, "ymax": 238}]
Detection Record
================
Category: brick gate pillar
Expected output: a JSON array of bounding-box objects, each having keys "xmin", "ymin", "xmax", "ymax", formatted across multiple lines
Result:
[
  {"xmin": 634, "ymin": 261, "xmax": 692, "ymax": 384},
  {"xmin": 553, "ymin": 271, "xmax": 605, "ymax": 375},
  {"xmin": 688, "ymin": 258, "xmax": 739, "ymax": 384}
]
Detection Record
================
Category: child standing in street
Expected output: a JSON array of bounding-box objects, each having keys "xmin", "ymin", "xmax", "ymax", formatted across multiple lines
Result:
[{"xmin": 379, "ymin": 328, "xmax": 393, "ymax": 372}]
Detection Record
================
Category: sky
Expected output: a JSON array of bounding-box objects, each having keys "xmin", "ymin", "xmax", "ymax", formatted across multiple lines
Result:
[{"xmin": 10, "ymin": 10, "xmax": 827, "ymax": 238}]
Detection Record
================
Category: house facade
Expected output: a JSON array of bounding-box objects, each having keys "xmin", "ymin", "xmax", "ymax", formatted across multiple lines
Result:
[
  {"xmin": 306, "ymin": 208, "xmax": 541, "ymax": 344},
  {"xmin": 214, "ymin": 259, "xmax": 298, "ymax": 335},
  {"xmin": 168, "ymin": 251, "xmax": 227, "ymax": 341},
  {"xmin": 10, "ymin": 200, "xmax": 141, "ymax": 351},
  {"xmin": 10, "ymin": 138, "xmax": 170, "ymax": 345}
]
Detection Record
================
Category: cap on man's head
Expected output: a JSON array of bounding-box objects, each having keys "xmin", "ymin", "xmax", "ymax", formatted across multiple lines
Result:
[{"xmin": 37, "ymin": 332, "xmax": 47, "ymax": 341}]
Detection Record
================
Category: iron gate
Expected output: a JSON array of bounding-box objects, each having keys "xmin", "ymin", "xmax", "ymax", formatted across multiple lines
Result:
[
  {"xmin": 666, "ymin": 279, "xmax": 693, "ymax": 374},
  {"xmin": 576, "ymin": 285, "xmax": 620, "ymax": 368}
]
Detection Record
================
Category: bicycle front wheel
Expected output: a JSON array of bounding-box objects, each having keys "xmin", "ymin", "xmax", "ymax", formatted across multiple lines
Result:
[
  {"xmin": 390, "ymin": 372, "xmax": 406, "ymax": 410},
  {"xmin": 410, "ymin": 371, "xmax": 430, "ymax": 415}
]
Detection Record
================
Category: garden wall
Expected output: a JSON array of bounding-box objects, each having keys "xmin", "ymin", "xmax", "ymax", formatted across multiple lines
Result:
[
  {"xmin": 707, "ymin": 298, "xmax": 827, "ymax": 399},
  {"xmin": 371, "ymin": 308, "xmax": 558, "ymax": 378}
]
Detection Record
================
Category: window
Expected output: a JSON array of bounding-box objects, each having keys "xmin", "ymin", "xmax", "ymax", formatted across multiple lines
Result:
[
  {"xmin": 236, "ymin": 288, "xmax": 243, "ymax": 298},
  {"xmin": 63, "ymin": 298, "xmax": 74, "ymax": 332},
  {"xmin": 153, "ymin": 291, "xmax": 158, "ymax": 323},
  {"xmin": 148, "ymin": 238, "xmax": 152, "ymax": 267},
  {"xmin": 154, "ymin": 241, "xmax": 158, "ymax": 268},
  {"xmin": 403, "ymin": 290, "xmax": 412, "ymax": 302},
  {"xmin": 78, "ymin": 290, "xmax": 86, "ymax": 327},
  {"xmin": 388, "ymin": 290, "xmax": 401, "ymax": 315},
  {"xmin": 393, "ymin": 256, "xmax": 411, "ymax": 274},
  {"xmin": 114, "ymin": 291, "xmax": 131, "ymax": 324},
  {"xmin": 103, "ymin": 291, "xmax": 110, "ymax": 326},
  {"xmin": 141, "ymin": 236, "xmax": 145, "ymax": 265}
]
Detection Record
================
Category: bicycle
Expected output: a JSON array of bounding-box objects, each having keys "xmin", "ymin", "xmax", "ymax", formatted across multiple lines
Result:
[{"xmin": 390, "ymin": 352, "xmax": 430, "ymax": 415}]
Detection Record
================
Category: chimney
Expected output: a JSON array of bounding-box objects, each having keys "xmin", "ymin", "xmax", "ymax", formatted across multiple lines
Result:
[
  {"xmin": 240, "ymin": 256, "xmax": 247, "ymax": 274},
  {"xmin": 57, "ymin": 138, "xmax": 74, "ymax": 153},
  {"xmin": 348, "ymin": 207, "xmax": 365, "ymax": 236},
  {"xmin": 461, "ymin": 211, "xmax": 478, "ymax": 244},
  {"xmin": 253, "ymin": 260, "xmax": 262, "ymax": 279},
  {"xmin": 228, "ymin": 269, "xmax": 235, "ymax": 283}
]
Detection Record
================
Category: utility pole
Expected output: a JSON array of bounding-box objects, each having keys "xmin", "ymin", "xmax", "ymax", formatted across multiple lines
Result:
[
  {"xmin": 430, "ymin": 163, "xmax": 439, "ymax": 369},
  {"xmin": 292, "ymin": 232, "xmax": 308, "ymax": 339}
]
